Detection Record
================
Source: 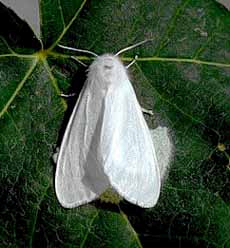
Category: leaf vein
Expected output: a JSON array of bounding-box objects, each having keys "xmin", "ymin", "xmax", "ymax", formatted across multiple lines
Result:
[
  {"xmin": 0, "ymin": 59, "xmax": 38, "ymax": 118},
  {"xmin": 135, "ymin": 63, "xmax": 220, "ymax": 137},
  {"xmin": 124, "ymin": 56, "xmax": 230, "ymax": 68},
  {"xmin": 29, "ymin": 184, "xmax": 50, "ymax": 248},
  {"xmin": 57, "ymin": 0, "xmax": 66, "ymax": 29},
  {"xmin": 193, "ymin": 26, "xmax": 217, "ymax": 59},
  {"xmin": 49, "ymin": 0, "xmax": 88, "ymax": 50},
  {"xmin": 155, "ymin": 0, "xmax": 191, "ymax": 55},
  {"xmin": 80, "ymin": 210, "xmax": 99, "ymax": 248},
  {"xmin": 50, "ymin": 51, "xmax": 230, "ymax": 68},
  {"xmin": 120, "ymin": 210, "xmax": 143, "ymax": 248},
  {"xmin": 0, "ymin": 37, "xmax": 36, "ymax": 58},
  {"xmin": 42, "ymin": 59, "xmax": 67, "ymax": 110}
]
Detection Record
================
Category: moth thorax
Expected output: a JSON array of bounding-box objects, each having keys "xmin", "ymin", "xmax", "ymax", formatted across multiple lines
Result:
[{"xmin": 89, "ymin": 54, "xmax": 128, "ymax": 86}]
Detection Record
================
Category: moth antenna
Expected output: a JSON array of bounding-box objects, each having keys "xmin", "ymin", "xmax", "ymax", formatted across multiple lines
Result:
[
  {"xmin": 58, "ymin": 44, "xmax": 98, "ymax": 57},
  {"xmin": 126, "ymin": 55, "xmax": 138, "ymax": 69},
  {"xmin": 115, "ymin": 39, "xmax": 152, "ymax": 56},
  {"xmin": 71, "ymin": 56, "xmax": 87, "ymax": 67},
  {"xmin": 141, "ymin": 107, "xmax": 154, "ymax": 116}
]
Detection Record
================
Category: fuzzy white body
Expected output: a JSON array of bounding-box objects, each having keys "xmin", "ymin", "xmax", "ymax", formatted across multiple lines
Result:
[{"xmin": 55, "ymin": 55, "xmax": 161, "ymax": 208}]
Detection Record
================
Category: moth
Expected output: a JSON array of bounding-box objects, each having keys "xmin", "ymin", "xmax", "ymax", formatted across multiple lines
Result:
[{"xmin": 55, "ymin": 41, "xmax": 171, "ymax": 208}]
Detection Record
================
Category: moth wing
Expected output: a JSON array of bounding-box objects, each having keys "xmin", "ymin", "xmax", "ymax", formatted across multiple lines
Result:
[
  {"xmin": 150, "ymin": 127, "xmax": 173, "ymax": 180},
  {"xmin": 55, "ymin": 83, "xmax": 110, "ymax": 208},
  {"xmin": 101, "ymin": 79, "xmax": 161, "ymax": 208}
]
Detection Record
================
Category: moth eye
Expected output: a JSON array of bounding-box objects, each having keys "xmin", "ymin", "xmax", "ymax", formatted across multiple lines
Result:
[{"xmin": 104, "ymin": 65, "xmax": 113, "ymax": 70}]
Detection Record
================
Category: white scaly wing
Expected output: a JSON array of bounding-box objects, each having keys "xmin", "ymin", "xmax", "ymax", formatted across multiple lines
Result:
[
  {"xmin": 150, "ymin": 127, "xmax": 173, "ymax": 181},
  {"xmin": 100, "ymin": 79, "xmax": 161, "ymax": 208},
  {"xmin": 55, "ymin": 81, "xmax": 110, "ymax": 208}
]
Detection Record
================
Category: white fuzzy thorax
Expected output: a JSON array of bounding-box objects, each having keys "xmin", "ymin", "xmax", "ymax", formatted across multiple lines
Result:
[{"xmin": 87, "ymin": 54, "xmax": 129, "ymax": 90}]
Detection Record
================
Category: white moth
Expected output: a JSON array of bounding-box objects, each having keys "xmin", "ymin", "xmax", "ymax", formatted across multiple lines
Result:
[{"xmin": 55, "ymin": 42, "xmax": 170, "ymax": 208}]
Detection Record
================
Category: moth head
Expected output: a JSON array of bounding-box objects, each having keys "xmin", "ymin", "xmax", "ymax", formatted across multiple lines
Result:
[{"xmin": 88, "ymin": 54, "xmax": 128, "ymax": 86}]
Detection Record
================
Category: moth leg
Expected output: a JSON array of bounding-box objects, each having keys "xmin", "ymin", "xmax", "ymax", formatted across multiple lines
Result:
[
  {"xmin": 60, "ymin": 93, "xmax": 76, "ymax": 98},
  {"xmin": 53, "ymin": 147, "xmax": 60, "ymax": 164},
  {"xmin": 71, "ymin": 56, "xmax": 87, "ymax": 67},
  {"xmin": 126, "ymin": 55, "xmax": 138, "ymax": 69},
  {"xmin": 141, "ymin": 107, "xmax": 154, "ymax": 116}
]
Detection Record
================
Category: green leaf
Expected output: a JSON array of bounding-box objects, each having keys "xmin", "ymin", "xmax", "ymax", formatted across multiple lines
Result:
[
  {"xmin": 0, "ymin": 0, "xmax": 229, "ymax": 247},
  {"xmin": 0, "ymin": 0, "xmax": 40, "ymax": 39},
  {"xmin": 216, "ymin": 0, "xmax": 230, "ymax": 11}
]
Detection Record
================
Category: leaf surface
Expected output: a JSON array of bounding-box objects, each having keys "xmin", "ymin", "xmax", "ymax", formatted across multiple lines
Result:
[{"xmin": 0, "ymin": 0, "xmax": 229, "ymax": 247}]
